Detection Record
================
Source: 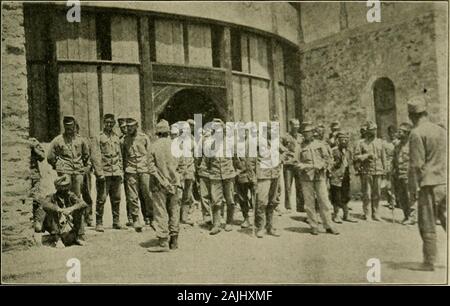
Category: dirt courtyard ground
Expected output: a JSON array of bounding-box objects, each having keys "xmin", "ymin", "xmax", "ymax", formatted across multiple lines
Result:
[{"xmin": 2, "ymin": 200, "xmax": 447, "ymax": 285}]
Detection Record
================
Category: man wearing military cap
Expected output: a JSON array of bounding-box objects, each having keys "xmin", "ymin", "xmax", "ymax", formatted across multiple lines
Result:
[
  {"xmin": 407, "ymin": 96, "xmax": 447, "ymax": 271},
  {"xmin": 353, "ymin": 120, "xmax": 387, "ymax": 221},
  {"xmin": 206, "ymin": 118, "xmax": 239, "ymax": 235},
  {"xmin": 295, "ymin": 123, "xmax": 339, "ymax": 235},
  {"xmin": 92, "ymin": 113, "xmax": 125, "ymax": 232},
  {"xmin": 121, "ymin": 117, "xmax": 152, "ymax": 232},
  {"xmin": 147, "ymin": 120, "xmax": 184, "ymax": 252},
  {"xmin": 47, "ymin": 115, "xmax": 90, "ymax": 241},
  {"xmin": 328, "ymin": 121, "xmax": 341, "ymax": 149},
  {"xmin": 392, "ymin": 122, "xmax": 415, "ymax": 225},
  {"xmin": 281, "ymin": 118, "xmax": 304, "ymax": 213},
  {"xmin": 35, "ymin": 175, "xmax": 88, "ymax": 248},
  {"xmin": 330, "ymin": 131, "xmax": 357, "ymax": 223}
]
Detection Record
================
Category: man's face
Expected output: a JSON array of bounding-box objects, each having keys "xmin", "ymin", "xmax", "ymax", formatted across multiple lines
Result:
[
  {"xmin": 303, "ymin": 130, "xmax": 314, "ymax": 142},
  {"xmin": 398, "ymin": 129, "xmax": 409, "ymax": 141},
  {"xmin": 127, "ymin": 124, "xmax": 137, "ymax": 135},
  {"xmin": 316, "ymin": 127, "xmax": 324, "ymax": 139},
  {"xmin": 57, "ymin": 184, "xmax": 70, "ymax": 194},
  {"xmin": 289, "ymin": 123, "xmax": 299, "ymax": 133},
  {"xmin": 104, "ymin": 118, "xmax": 115, "ymax": 132},
  {"xmin": 366, "ymin": 129, "xmax": 376, "ymax": 138},
  {"xmin": 339, "ymin": 137, "xmax": 348, "ymax": 148},
  {"xmin": 119, "ymin": 125, "xmax": 127, "ymax": 135},
  {"xmin": 64, "ymin": 123, "xmax": 75, "ymax": 135}
]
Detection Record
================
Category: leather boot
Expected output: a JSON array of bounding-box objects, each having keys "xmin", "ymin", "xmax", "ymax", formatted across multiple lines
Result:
[
  {"xmin": 180, "ymin": 205, "xmax": 194, "ymax": 225},
  {"xmin": 133, "ymin": 216, "xmax": 143, "ymax": 232},
  {"xmin": 169, "ymin": 235, "xmax": 178, "ymax": 250},
  {"xmin": 210, "ymin": 206, "xmax": 222, "ymax": 235},
  {"xmin": 225, "ymin": 204, "xmax": 235, "ymax": 232},
  {"xmin": 147, "ymin": 237, "xmax": 170, "ymax": 252}
]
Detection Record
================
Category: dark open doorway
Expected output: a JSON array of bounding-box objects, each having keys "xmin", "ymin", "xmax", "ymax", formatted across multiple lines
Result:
[
  {"xmin": 373, "ymin": 77, "xmax": 397, "ymax": 140},
  {"xmin": 158, "ymin": 89, "xmax": 221, "ymax": 125}
]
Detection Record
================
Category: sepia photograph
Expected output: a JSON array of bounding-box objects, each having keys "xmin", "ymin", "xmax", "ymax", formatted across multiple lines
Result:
[{"xmin": 1, "ymin": 0, "xmax": 448, "ymax": 287}]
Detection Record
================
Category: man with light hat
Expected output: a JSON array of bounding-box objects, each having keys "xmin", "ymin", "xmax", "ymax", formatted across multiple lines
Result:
[
  {"xmin": 295, "ymin": 123, "xmax": 339, "ymax": 235},
  {"xmin": 121, "ymin": 116, "xmax": 152, "ymax": 232},
  {"xmin": 407, "ymin": 96, "xmax": 446, "ymax": 271},
  {"xmin": 147, "ymin": 119, "xmax": 184, "ymax": 252},
  {"xmin": 281, "ymin": 118, "xmax": 304, "ymax": 213},
  {"xmin": 36, "ymin": 175, "xmax": 88, "ymax": 248},
  {"xmin": 92, "ymin": 113, "xmax": 125, "ymax": 232},
  {"xmin": 392, "ymin": 122, "xmax": 415, "ymax": 225},
  {"xmin": 330, "ymin": 131, "xmax": 357, "ymax": 223},
  {"xmin": 353, "ymin": 120, "xmax": 387, "ymax": 221}
]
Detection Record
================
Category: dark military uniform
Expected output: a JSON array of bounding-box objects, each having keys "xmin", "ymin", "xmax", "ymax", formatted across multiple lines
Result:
[{"xmin": 93, "ymin": 130, "xmax": 123, "ymax": 227}]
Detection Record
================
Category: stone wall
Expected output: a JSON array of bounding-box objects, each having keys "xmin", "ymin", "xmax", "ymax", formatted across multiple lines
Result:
[
  {"xmin": 1, "ymin": 1, "xmax": 33, "ymax": 251},
  {"xmin": 299, "ymin": 9, "xmax": 445, "ymax": 194}
]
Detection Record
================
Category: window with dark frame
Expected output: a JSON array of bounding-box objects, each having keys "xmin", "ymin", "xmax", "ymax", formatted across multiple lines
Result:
[
  {"xmin": 211, "ymin": 25, "xmax": 222, "ymax": 68},
  {"xmin": 231, "ymin": 29, "xmax": 242, "ymax": 71}
]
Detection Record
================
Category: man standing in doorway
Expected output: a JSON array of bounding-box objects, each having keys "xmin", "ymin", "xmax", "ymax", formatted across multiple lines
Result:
[{"xmin": 408, "ymin": 96, "xmax": 447, "ymax": 271}]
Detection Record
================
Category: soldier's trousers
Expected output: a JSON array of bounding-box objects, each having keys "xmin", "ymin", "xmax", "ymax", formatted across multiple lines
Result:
[
  {"xmin": 124, "ymin": 173, "xmax": 152, "ymax": 221},
  {"xmin": 361, "ymin": 174, "xmax": 382, "ymax": 218},
  {"xmin": 301, "ymin": 180, "xmax": 333, "ymax": 230},
  {"xmin": 210, "ymin": 179, "xmax": 235, "ymax": 225},
  {"xmin": 418, "ymin": 184, "xmax": 447, "ymax": 265},
  {"xmin": 82, "ymin": 172, "xmax": 93, "ymax": 223},
  {"xmin": 236, "ymin": 182, "xmax": 254, "ymax": 219},
  {"xmin": 96, "ymin": 176, "xmax": 122, "ymax": 226},
  {"xmin": 181, "ymin": 179, "xmax": 194, "ymax": 221},
  {"xmin": 255, "ymin": 178, "xmax": 279, "ymax": 230},
  {"xmin": 43, "ymin": 209, "xmax": 84, "ymax": 240},
  {"xmin": 199, "ymin": 177, "xmax": 211, "ymax": 220},
  {"xmin": 152, "ymin": 188, "xmax": 181, "ymax": 239},
  {"xmin": 393, "ymin": 177, "xmax": 415, "ymax": 219},
  {"xmin": 283, "ymin": 165, "xmax": 304, "ymax": 211}
]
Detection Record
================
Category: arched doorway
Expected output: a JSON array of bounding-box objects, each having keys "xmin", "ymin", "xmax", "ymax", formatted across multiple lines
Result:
[
  {"xmin": 157, "ymin": 88, "xmax": 222, "ymax": 125},
  {"xmin": 373, "ymin": 77, "xmax": 397, "ymax": 140}
]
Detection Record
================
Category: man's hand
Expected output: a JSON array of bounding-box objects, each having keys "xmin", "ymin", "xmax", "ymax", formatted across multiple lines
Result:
[{"xmin": 60, "ymin": 207, "xmax": 73, "ymax": 216}]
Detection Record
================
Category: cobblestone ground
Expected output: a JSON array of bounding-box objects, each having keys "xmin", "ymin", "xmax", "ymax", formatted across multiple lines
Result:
[{"xmin": 2, "ymin": 200, "xmax": 447, "ymax": 284}]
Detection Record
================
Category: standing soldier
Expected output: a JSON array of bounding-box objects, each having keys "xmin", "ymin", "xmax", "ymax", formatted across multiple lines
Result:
[
  {"xmin": 196, "ymin": 127, "xmax": 213, "ymax": 225},
  {"xmin": 121, "ymin": 117, "xmax": 152, "ymax": 232},
  {"xmin": 207, "ymin": 119, "xmax": 238, "ymax": 235},
  {"xmin": 392, "ymin": 122, "xmax": 415, "ymax": 225},
  {"xmin": 281, "ymin": 118, "xmax": 304, "ymax": 213},
  {"xmin": 93, "ymin": 114, "xmax": 125, "ymax": 232},
  {"xmin": 235, "ymin": 125, "xmax": 257, "ymax": 228},
  {"xmin": 353, "ymin": 121, "xmax": 387, "ymax": 221},
  {"xmin": 47, "ymin": 115, "xmax": 90, "ymax": 242},
  {"xmin": 295, "ymin": 123, "xmax": 339, "ymax": 235},
  {"xmin": 382, "ymin": 125, "xmax": 397, "ymax": 210},
  {"xmin": 30, "ymin": 137, "xmax": 46, "ymax": 233},
  {"xmin": 147, "ymin": 120, "xmax": 184, "ymax": 252},
  {"xmin": 330, "ymin": 131, "xmax": 357, "ymax": 223},
  {"xmin": 407, "ymin": 96, "xmax": 446, "ymax": 271},
  {"xmin": 117, "ymin": 115, "xmax": 132, "ymax": 225},
  {"xmin": 254, "ymin": 123, "xmax": 281, "ymax": 238},
  {"xmin": 179, "ymin": 121, "xmax": 195, "ymax": 226}
]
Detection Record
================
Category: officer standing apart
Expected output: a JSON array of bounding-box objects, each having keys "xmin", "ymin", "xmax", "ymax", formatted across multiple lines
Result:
[
  {"xmin": 295, "ymin": 123, "xmax": 339, "ymax": 235},
  {"xmin": 353, "ymin": 121, "xmax": 387, "ymax": 221},
  {"xmin": 47, "ymin": 115, "xmax": 90, "ymax": 241},
  {"xmin": 147, "ymin": 120, "xmax": 184, "ymax": 252},
  {"xmin": 93, "ymin": 113, "xmax": 126, "ymax": 232},
  {"xmin": 281, "ymin": 119, "xmax": 304, "ymax": 213},
  {"xmin": 408, "ymin": 96, "xmax": 447, "ymax": 271},
  {"xmin": 392, "ymin": 122, "xmax": 415, "ymax": 225},
  {"xmin": 121, "ymin": 117, "xmax": 152, "ymax": 232}
]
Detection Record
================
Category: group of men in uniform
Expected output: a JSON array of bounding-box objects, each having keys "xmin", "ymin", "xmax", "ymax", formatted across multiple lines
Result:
[{"xmin": 31, "ymin": 95, "xmax": 446, "ymax": 269}]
